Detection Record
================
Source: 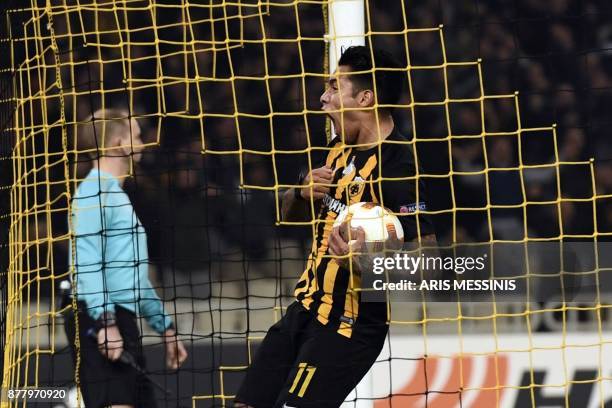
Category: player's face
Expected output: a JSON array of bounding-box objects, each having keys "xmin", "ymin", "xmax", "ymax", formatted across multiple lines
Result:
[{"xmin": 320, "ymin": 65, "xmax": 362, "ymax": 143}]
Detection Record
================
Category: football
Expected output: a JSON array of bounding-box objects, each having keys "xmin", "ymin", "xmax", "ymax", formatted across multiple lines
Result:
[{"xmin": 333, "ymin": 202, "xmax": 404, "ymax": 253}]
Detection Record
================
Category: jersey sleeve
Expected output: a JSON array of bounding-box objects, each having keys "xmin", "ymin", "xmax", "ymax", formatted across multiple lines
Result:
[
  {"xmin": 380, "ymin": 145, "xmax": 435, "ymax": 241},
  {"xmin": 72, "ymin": 194, "xmax": 116, "ymax": 320},
  {"xmin": 137, "ymin": 277, "xmax": 174, "ymax": 334},
  {"xmin": 113, "ymin": 194, "xmax": 173, "ymax": 335}
]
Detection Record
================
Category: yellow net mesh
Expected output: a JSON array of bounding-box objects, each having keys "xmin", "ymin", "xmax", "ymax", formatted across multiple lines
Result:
[{"xmin": 1, "ymin": 1, "xmax": 611, "ymax": 407}]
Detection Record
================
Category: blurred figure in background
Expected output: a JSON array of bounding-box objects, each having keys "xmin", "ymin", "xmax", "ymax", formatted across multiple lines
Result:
[{"xmin": 64, "ymin": 109, "xmax": 187, "ymax": 408}]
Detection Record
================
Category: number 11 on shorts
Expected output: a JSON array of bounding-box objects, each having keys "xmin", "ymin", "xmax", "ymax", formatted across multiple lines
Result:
[{"xmin": 288, "ymin": 362, "xmax": 317, "ymax": 397}]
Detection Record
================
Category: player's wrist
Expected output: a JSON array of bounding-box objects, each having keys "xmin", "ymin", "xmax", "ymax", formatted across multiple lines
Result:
[
  {"xmin": 294, "ymin": 171, "xmax": 306, "ymax": 201},
  {"xmin": 94, "ymin": 311, "xmax": 117, "ymax": 332},
  {"xmin": 163, "ymin": 323, "xmax": 177, "ymax": 338}
]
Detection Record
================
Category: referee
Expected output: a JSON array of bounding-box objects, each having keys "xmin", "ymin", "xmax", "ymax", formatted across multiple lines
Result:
[
  {"xmin": 64, "ymin": 109, "xmax": 187, "ymax": 408},
  {"xmin": 235, "ymin": 46, "xmax": 436, "ymax": 407}
]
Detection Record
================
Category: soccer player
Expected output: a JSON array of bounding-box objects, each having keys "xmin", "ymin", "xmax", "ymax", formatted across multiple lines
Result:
[
  {"xmin": 235, "ymin": 46, "xmax": 435, "ymax": 407},
  {"xmin": 64, "ymin": 109, "xmax": 188, "ymax": 408}
]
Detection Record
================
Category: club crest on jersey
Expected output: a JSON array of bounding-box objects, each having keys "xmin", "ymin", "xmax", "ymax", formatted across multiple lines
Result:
[
  {"xmin": 348, "ymin": 176, "xmax": 366, "ymax": 199},
  {"xmin": 400, "ymin": 201, "xmax": 426, "ymax": 214}
]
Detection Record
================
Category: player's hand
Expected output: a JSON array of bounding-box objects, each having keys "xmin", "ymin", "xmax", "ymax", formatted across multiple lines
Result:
[
  {"xmin": 299, "ymin": 165, "xmax": 334, "ymax": 200},
  {"xmin": 97, "ymin": 325, "xmax": 124, "ymax": 361},
  {"xmin": 329, "ymin": 225, "xmax": 366, "ymax": 270},
  {"xmin": 163, "ymin": 329, "xmax": 188, "ymax": 370}
]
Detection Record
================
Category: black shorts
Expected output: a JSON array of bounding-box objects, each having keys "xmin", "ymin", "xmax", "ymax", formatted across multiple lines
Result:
[
  {"xmin": 235, "ymin": 301, "xmax": 388, "ymax": 408},
  {"xmin": 63, "ymin": 302, "xmax": 157, "ymax": 408}
]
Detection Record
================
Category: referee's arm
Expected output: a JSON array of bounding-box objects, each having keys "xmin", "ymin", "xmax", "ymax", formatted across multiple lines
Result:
[{"xmin": 137, "ymin": 276, "xmax": 174, "ymax": 334}]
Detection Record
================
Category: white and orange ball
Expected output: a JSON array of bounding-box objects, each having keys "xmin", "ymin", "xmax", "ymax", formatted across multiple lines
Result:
[{"xmin": 333, "ymin": 202, "xmax": 404, "ymax": 253}]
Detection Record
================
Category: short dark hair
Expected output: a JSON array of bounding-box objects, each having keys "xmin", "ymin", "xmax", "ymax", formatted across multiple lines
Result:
[{"xmin": 337, "ymin": 46, "xmax": 404, "ymax": 112}]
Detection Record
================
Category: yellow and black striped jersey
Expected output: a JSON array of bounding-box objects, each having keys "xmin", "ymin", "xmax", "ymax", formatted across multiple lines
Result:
[{"xmin": 294, "ymin": 127, "xmax": 434, "ymax": 338}]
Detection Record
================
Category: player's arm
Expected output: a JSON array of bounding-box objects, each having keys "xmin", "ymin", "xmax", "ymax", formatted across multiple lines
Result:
[
  {"xmin": 281, "ymin": 165, "xmax": 333, "ymax": 221},
  {"xmin": 378, "ymin": 146, "xmax": 444, "ymax": 278},
  {"xmin": 379, "ymin": 144, "xmax": 436, "ymax": 242},
  {"xmin": 281, "ymin": 187, "xmax": 310, "ymax": 222}
]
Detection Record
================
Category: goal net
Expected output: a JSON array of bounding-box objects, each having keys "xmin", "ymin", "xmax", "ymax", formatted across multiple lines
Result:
[{"xmin": 1, "ymin": 1, "xmax": 612, "ymax": 407}]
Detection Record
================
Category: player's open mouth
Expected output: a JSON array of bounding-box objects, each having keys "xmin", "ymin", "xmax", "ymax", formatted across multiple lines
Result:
[{"xmin": 322, "ymin": 110, "xmax": 335, "ymax": 121}]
